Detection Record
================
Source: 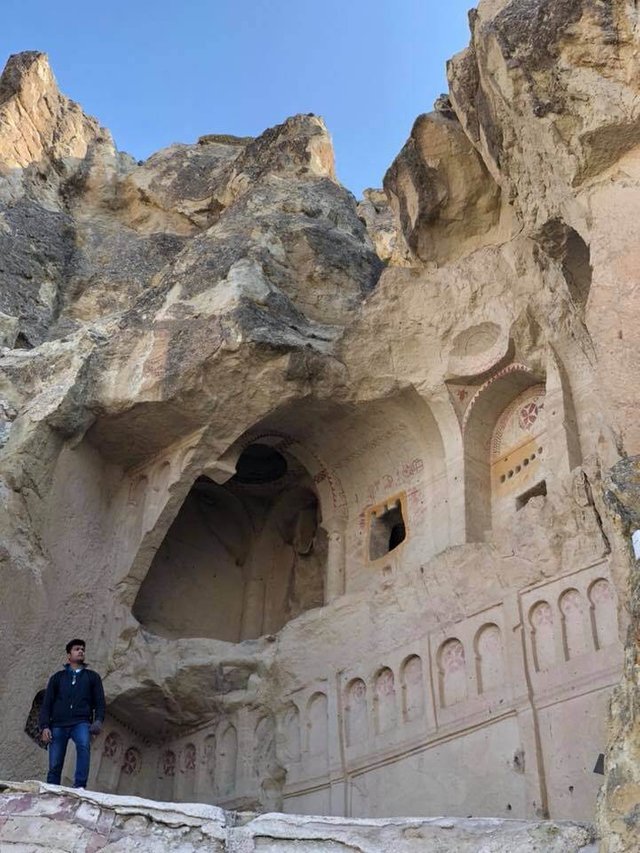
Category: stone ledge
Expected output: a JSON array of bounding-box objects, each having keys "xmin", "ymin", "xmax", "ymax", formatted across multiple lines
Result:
[{"xmin": 0, "ymin": 780, "xmax": 598, "ymax": 852}]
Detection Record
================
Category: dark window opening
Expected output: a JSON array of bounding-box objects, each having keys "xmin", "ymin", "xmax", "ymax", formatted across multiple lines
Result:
[
  {"xmin": 233, "ymin": 444, "xmax": 287, "ymax": 484},
  {"xmin": 516, "ymin": 480, "xmax": 547, "ymax": 510},
  {"xmin": 389, "ymin": 522, "xmax": 406, "ymax": 551},
  {"xmin": 370, "ymin": 502, "xmax": 406, "ymax": 561}
]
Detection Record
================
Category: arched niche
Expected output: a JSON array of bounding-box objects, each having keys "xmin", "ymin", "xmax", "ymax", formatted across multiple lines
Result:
[
  {"xmin": 118, "ymin": 746, "xmax": 143, "ymax": 796},
  {"xmin": 463, "ymin": 366, "xmax": 544, "ymax": 541},
  {"xmin": 373, "ymin": 666, "xmax": 397, "ymax": 734},
  {"xmin": 400, "ymin": 655, "xmax": 425, "ymax": 722},
  {"xmin": 345, "ymin": 678, "xmax": 368, "ymax": 747},
  {"xmin": 282, "ymin": 704, "xmax": 301, "ymax": 764},
  {"xmin": 216, "ymin": 724, "xmax": 238, "ymax": 798},
  {"xmin": 589, "ymin": 578, "xmax": 618, "ymax": 650},
  {"xmin": 96, "ymin": 730, "xmax": 124, "ymax": 792},
  {"xmin": 490, "ymin": 383, "xmax": 547, "ymax": 521},
  {"xmin": 132, "ymin": 441, "xmax": 326, "ymax": 642},
  {"xmin": 529, "ymin": 601, "xmax": 556, "ymax": 672},
  {"xmin": 474, "ymin": 623, "xmax": 505, "ymax": 694},
  {"xmin": 437, "ymin": 638, "xmax": 467, "ymax": 707}
]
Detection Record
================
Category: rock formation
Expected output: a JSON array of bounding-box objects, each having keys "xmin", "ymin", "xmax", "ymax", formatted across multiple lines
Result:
[
  {"xmin": 1, "ymin": 1, "xmax": 640, "ymax": 851},
  {"xmin": 0, "ymin": 781, "xmax": 599, "ymax": 853}
]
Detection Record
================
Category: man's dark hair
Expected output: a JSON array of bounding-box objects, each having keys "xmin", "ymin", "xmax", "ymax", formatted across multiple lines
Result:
[{"xmin": 65, "ymin": 638, "xmax": 86, "ymax": 654}]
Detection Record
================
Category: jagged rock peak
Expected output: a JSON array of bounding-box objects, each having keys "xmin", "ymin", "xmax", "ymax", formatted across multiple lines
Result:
[
  {"xmin": 383, "ymin": 110, "xmax": 504, "ymax": 265},
  {"xmin": 230, "ymin": 113, "xmax": 336, "ymax": 184},
  {"xmin": 0, "ymin": 50, "xmax": 105, "ymax": 170},
  {"xmin": 0, "ymin": 50, "xmax": 52, "ymax": 104}
]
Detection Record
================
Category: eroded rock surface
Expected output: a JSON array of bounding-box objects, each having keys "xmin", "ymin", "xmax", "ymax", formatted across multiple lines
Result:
[
  {"xmin": 0, "ymin": 782, "xmax": 598, "ymax": 853},
  {"xmin": 1, "ymin": 2, "xmax": 640, "ymax": 850},
  {"xmin": 383, "ymin": 110, "xmax": 505, "ymax": 264}
]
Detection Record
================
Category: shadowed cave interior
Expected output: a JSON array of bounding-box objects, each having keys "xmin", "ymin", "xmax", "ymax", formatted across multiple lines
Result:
[{"xmin": 133, "ymin": 443, "xmax": 327, "ymax": 642}]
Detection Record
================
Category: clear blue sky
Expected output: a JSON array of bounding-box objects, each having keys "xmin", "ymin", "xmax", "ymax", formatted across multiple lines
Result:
[{"xmin": 2, "ymin": 0, "xmax": 472, "ymax": 196}]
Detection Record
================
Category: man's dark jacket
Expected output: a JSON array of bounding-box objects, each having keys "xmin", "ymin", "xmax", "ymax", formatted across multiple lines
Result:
[{"xmin": 38, "ymin": 665, "xmax": 106, "ymax": 729}]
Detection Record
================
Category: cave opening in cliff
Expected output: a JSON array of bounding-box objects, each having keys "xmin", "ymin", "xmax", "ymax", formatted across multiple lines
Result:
[
  {"xmin": 562, "ymin": 227, "xmax": 591, "ymax": 311},
  {"xmin": 132, "ymin": 443, "xmax": 326, "ymax": 642},
  {"xmin": 538, "ymin": 218, "xmax": 592, "ymax": 314}
]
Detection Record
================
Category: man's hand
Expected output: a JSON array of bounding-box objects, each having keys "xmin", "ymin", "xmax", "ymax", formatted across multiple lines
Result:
[
  {"xmin": 41, "ymin": 728, "xmax": 52, "ymax": 745},
  {"xmin": 89, "ymin": 721, "xmax": 102, "ymax": 737}
]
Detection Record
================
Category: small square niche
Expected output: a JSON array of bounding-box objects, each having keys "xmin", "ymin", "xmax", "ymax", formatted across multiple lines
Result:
[{"xmin": 369, "ymin": 500, "xmax": 406, "ymax": 561}]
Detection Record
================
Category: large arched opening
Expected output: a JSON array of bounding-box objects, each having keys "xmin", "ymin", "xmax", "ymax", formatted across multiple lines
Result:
[{"xmin": 133, "ymin": 442, "xmax": 326, "ymax": 641}]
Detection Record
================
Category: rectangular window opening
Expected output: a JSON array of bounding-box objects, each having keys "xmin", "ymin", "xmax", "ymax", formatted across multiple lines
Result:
[{"xmin": 369, "ymin": 502, "xmax": 406, "ymax": 561}]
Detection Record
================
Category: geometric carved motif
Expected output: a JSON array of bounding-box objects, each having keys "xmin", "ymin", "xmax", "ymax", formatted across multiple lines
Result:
[
  {"xmin": 182, "ymin": 743, "xmax": 196, "ymax": 773},
  {"xmin": 102, "ymin": 731, "xmax": 121, "ymax": 761},
  {"xmin": 519, "ymin": 400, "xmax": 540, "ymax": 430},
  {"xmin": 491, "ymin": 385, "xmax": 546, "ymax": 460},
  {"xmin": 162, "ymin": 750, "xmax": 176, "ymax": 777},
  {"xmin": 121, "ymin": 747, "xmax": 141, "ymax": 776},
  {"xmin": 491, "ymin": 385, "xmax": 546, "ymax": 500}
]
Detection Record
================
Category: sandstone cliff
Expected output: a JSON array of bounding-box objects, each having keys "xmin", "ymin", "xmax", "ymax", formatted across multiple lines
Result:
[{"xmin": 1, "ymin": 2, "xmax": 640, "ymax": 851}]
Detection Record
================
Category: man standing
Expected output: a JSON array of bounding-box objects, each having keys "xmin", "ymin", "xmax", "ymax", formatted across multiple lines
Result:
[{"xmin": 39, "ymin": 639, "xmax": 105, "ymax": 789}]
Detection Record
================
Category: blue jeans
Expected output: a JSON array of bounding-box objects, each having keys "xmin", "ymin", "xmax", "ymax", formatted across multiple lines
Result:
[{"xmin": 47, "ymin": 723, "xmax": 91, "ymax": 788}]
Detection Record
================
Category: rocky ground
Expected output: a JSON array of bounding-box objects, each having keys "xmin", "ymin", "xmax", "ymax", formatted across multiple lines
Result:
[{"xmin": 0, "ymin": 781, "xmax": 598, "ymax": 852}]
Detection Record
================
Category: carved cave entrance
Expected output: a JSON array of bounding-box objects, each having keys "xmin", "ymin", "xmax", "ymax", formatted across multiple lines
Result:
[{"xmin": 133, "ymin": 443, "xmax": 326, "ymax": 642}]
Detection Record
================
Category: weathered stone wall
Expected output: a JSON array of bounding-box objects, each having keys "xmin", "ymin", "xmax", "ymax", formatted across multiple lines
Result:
[{"xmin": 1, "ymin": 1, "xmax": 640, "ymax": 848}]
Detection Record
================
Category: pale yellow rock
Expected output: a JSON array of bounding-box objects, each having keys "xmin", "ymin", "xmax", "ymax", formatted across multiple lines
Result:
[
  {"xmin": 383, "ymin": 111, "xmax": 507, "ymax": 264},
  {"xmin": 0, "ymin": 51, "xmax": 104, "ymax": 170},
  {"xmin": 0, "ymin": 4, "xmax": 639, "ymax": 850}
]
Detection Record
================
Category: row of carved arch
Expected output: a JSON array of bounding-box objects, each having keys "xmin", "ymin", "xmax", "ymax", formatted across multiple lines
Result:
[
  {"xmin": 528, "ymin": 578, "xmax": 617, "ymax": 672},
  {"xmin": 343, "ymin": 624, "xmax": 506, "ymax": 742},
  {"xmin": 99, "ymin": 722, "xmax": 243, "ymax": 799},
  {"xmin": 291, "ymin": 582, "xmax": 618, "ymax": 753},
  {"xmin": 279, "ymin": 629, "xmax": 506, "ymax": 760},
  {"xmin": 97, "ymin": 579, "xmax": 617, "ymax": 794}
]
